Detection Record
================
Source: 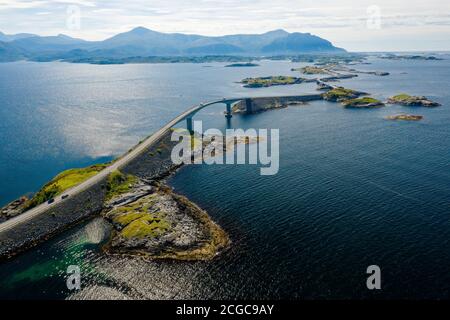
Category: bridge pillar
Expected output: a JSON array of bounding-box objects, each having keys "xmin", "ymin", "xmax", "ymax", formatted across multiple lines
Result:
[
  {"xmin": 225, "ymin": 102, "xmax": 232, "ymax": 118},
  {"xmin": 186, "ymin": 116, "xmax": 193, "ymax": 135},
  {"xmin": 186, "ymin": 116, "xmax": 196, "ymax": 152}
]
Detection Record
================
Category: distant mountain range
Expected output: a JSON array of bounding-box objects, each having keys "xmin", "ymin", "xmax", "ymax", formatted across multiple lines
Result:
[{"xmin": 0, "ymin": 27, "xmax": 345, "ymax": 62}]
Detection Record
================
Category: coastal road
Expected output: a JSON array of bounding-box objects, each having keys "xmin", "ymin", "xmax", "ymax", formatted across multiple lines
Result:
[
  {"xmin": 0, "ymin": 94, "xmax": 322, "ymax": 234},
  {"xmin": 0, "ymin": 98, "xmax": 232, "ymax": 234}
]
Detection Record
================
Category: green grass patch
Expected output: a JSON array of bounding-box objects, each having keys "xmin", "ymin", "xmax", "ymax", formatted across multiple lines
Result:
[
  {"xmin": 107, "ymin": 194, "xmax": 170, "ymax": 239},
  {"xmin": 297, "ymin": 66, "xmax": 329, "ymax": 74},
  {"xmin": 391, "ymin": 93, "xmax": 412, "ymax": 101},
  {"xmin": 105, "ymin": 170, "xmax": 138, "ymax": 201},
  {"xmin": 342, "ymin": 97, "xmax": 383, "ymax": 107},
  {"xmin": 113, "ymin": 212, "xmax": 148, "ymax": 226},
  {"xmin": 241, "ymin": 76, "xmax": 300, "ymax": 87},
  {"xmin": 323, "ymin": 87, "xmax": 361, "ymax": 102},
  {"xmin": 24, "ymin": 164, "xmax": 108, "ymax": 210},
  {"xmin": 120, "ymin": 215, "xmax": 170, "ymax": 239}
]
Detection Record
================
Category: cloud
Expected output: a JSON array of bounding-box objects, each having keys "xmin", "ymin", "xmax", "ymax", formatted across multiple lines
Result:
[
  {"xmin": 0, "ymin": 0, "xmax": 449, "ymax": 51},
  {"xmin": 0, "ymin": 0, "xmax": 48, "ymax": 10},
  {"xmin": 54, "ymin": 0, "xmax": 96, "ymax": 7}
]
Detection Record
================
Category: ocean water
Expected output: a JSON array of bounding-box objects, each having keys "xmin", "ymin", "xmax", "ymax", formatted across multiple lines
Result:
[{"xmin": 0, "ymin": 56, "xmax": 449, "ymax": 299}]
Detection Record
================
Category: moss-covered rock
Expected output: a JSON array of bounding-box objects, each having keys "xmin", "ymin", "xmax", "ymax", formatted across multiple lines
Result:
[
  {"xmin": 387, "ymin": 94, "xmax": 440, "ymax": 107},
  {"xmin": 120, "ymin": 214, "xmax": 170, "ymax": 239},
  {"xmin": 103, "ymin": 184, "xmax": 229, "ymax": 261},
  {"xmin": 342, "ymin": 97, "xmax": 385, "ymax": 108},
  {"xmin": 322, "ymin": 87, "xmax": 365, "ymax": 102},
  {"xmin": 240, "ymin": 76, "xmax": 302, "ymax": 88},
  {"xmin": 105, "ymin": 170, "xmax": 138, "ymax": 201},
  {"xmin": 293, "ymin": 66, "xmax": 329, "ymax": 74}
]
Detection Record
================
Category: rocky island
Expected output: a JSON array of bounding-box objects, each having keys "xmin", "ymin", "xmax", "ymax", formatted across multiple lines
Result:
[
  {"xmin": 385, "ymin": 114, "xmax": 423, "ymax": 121},
  {"xmin": 240, "ymin": 76, "xmax": 303, "ymax": 88},
  {"xmin": 342, "ymin": 97, "xmax": 385, "ymax": 108},
  {"xmin": 387, "ymin": 94, "xmax": 441, "ymax": 107},
  {"xmin": 292, "ymin": 66, "xmax": 330, "ymax": 75},
  {"xmin": 380, "ymin": 54, "xmax": 443, "ymax": 61},
  {"xmin": 319, "ymin": 86, "xmax": 384, "ymax": 108},
  {"xmin": 322, "ymin": 87, "xmax": 367, "ymax": 102},
  {"xmin": 225, "ymin": 62, "xmax": 259, "ymax": 67}
]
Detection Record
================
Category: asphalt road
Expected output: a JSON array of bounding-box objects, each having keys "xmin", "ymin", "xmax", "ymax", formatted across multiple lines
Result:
[
  {"xmin": 0, "ymin": 94, "xmax": 319, "ymax": 234},
  {"xmin": 0, "ymin": 99, "xmax": 226, "ymax": 234}
]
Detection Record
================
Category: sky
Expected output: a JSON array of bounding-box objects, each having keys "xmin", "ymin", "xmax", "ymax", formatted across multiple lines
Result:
[{"xmin": 0, "ymin": 0, "xmax": 449, "ymax": 51}]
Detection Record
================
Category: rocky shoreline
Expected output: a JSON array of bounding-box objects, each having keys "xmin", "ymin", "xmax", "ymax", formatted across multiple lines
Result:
[
  {"xmin": 0, "ymin": 197, "xmax": 28, "ymax": 223},
  {"xmin": 0, "ymin": 130, "xmax": 230, "ymax": 261},
  {"xmin": 342, "ymin": 97, "xmax": 385, "ymax": 108},
  {"xmin": 239, "ymin": 76, "xmax": 303, "ymax": 88},
  {"xmin": 385, "ymin": 114, "xmax": 423, "ymax": 121},
  {"xmin": 387, "ymin": 94, "xmax": 441, "ymax": 107},
  {"xmin": 102, "ymin": 182, "xmax": 229, "ymax": 261}
]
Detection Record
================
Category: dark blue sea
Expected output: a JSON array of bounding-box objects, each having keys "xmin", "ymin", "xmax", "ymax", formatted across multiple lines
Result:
[{"xmin": 0, "ymin": 55, "xmax": 449, "ymax": 299}]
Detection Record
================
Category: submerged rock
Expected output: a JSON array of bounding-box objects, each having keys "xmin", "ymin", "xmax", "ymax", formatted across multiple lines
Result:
[{"xmin": 385, "ymin": 114, "xmax": 423, "ymax": 121}]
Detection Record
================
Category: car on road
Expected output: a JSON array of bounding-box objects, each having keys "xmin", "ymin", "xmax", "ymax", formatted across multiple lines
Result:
[
  {"xmin": 47, "ymin": 198, "xmax": 55, "ymax": 204},
  {"xmin": 61, "ymin": 194, "xmax": 69, "ymax": 200}
]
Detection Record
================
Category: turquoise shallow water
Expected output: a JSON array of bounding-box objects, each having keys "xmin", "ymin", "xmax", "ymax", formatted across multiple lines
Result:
[{"xmin": 0, "ymin": 56, "xmax": 450, "ymax": 299}]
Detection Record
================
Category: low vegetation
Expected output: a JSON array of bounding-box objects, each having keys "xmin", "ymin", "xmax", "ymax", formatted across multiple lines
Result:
[
  {"xmin": 322, "ymin": 87, "xmax": 362, "ymax": 102},
  {"xmin": 107, "ymin": 195, "xmax": 171, "ymax": 240},
  {"xmin": 342, "ymin": 97, "xmax": 384, "ymax": 108},
  {"xmin": 105, "ymin": 170, "xmax": 138, "ymax": 200},
  {"xmin": 389, "ymin": 94, "xmax": 413, "ymax": 102},
  {"xmin": 387, "ymin": 94, "xmax": 440, "ymax": 107},
  {"xmin": 23, "ymin": 164, "xmax": 108, "ymax": 210},
  {"xmin": 240, "ymin": 76, "xmax": 302, "ymax": 88},
  {"xmin": 293, "ymin": 66, "xmax": 329, "ymax": 74},
  {"xmin": 120, "ymin": 215, "xmax": 170, "ymax": 239}
]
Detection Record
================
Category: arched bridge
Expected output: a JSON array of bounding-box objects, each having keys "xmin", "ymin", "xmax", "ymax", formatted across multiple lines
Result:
[
  {"xmin": 181, "ymin": 94, "xmax": 322, "ymax": 133},
  {"xmin": 0, "ymin": 93, "xmax": 321, "ymax": 234}
]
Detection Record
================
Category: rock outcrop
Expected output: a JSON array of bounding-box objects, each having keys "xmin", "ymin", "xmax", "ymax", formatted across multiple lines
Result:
[
  {"xmin": 387, "ymin": 94, "xmax": 441, "ymax": 107},
  {"xmin": 103, "ymin": 183, "xmax": 229, "ymax": 260},
  {"xmin": 385, "ymin": 114, "xmax": 423, "ymax": 121}
]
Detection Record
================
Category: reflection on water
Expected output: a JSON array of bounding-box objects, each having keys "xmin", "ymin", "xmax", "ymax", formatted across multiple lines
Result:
[
  {"xmin": 0, "ymin": 218, "xmax": 111, "ymax": 299},
  {"xmin": 1, "ymin": 56, "xmax": 450, "ymax": 299}
]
